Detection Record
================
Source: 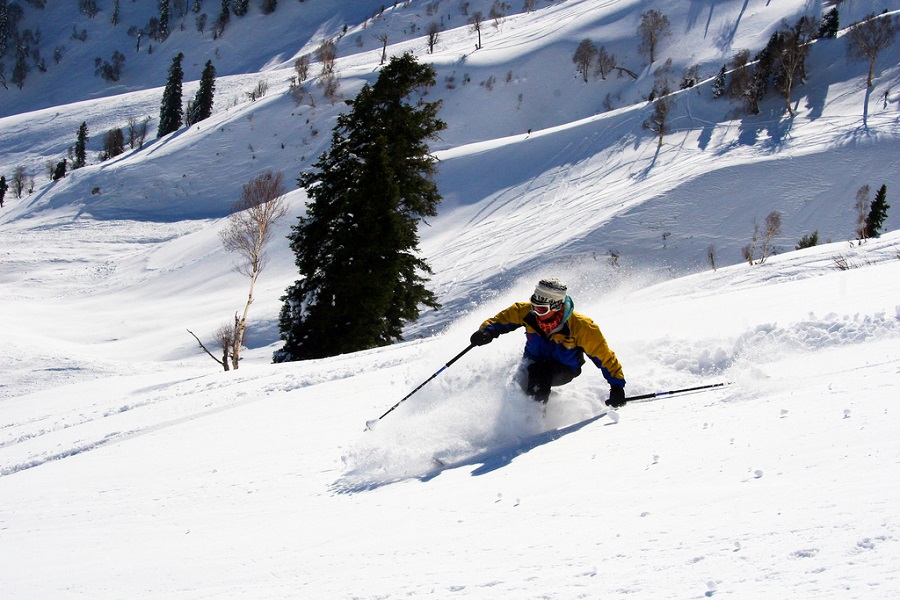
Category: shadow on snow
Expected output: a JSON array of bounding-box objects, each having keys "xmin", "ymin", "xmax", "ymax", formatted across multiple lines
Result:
[{"xmin": 330, "ymin": 412, "xmax": 612, "ymax": 495}]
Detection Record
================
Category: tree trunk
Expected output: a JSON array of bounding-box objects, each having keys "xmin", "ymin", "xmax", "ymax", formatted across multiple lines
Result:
[{"xmin": 231, "ymin": 267, "xmax": 259, "ymax": 369}]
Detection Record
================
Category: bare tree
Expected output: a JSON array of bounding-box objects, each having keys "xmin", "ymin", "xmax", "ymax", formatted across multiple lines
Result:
[
  {"xmin": 319, "ymin": 70, "xmax": 340, "ymax": 104},
  {"xmin": 374, "ymin": 33, "xmax": 389, "ymax": 65},
  {"xmin": 426, "ymin": 22, "xmax": 440, "ymax": 54},
  {"xmin": 643, "ymin": 59, "xmax": 675, "ymax": 148},
  {"xmin": 772, "ymin": 18, "xmax": 816, "ymax": 116},
  {"xmin": 316, "ymin": 38, "xmax": 337, "ymax": 77},
  {"xmin": 759, "ymin": 211, "xmax": 782, "ymax": 263},
  {"xmin": 12, "ymin": 165, "xmax": 28, "ymax": 199},
  {"xmin": 595, "ymin": 46, "xmax": 616, "ymax": 80},
  {"xmin": 638, "ymin": 9, "xmax": 671, "ymax": 63},
  {"xmin": 294, "ymin": 53, "xmax": 311, "ymax": 81},
  {"xmin": 743, "ymin": 211, "xmax": 782, "ymax": 265},
  {"xmin": 127, "ymin": 116, "xmax": 150, "ymax": 150},
  {"xmin": 469, "ymin": 11, "xmax": 484, "ymax": 50},
  {"xmin": 855, "ymin": 184, "xmax": 871, "ymax": 240},
  {"xmin": 187, "ymin": 321, "xmax": 235, "ymax": 371},
  {"xmin": 846, "ymin": 13, "xmax": 898, "ymax": 87},
  {"xmin": 489, "ymin": 1, "xmax": 510, "ymax": 28},
  {"xmin": 219, "ymin": 171, "xmax": 289, "ymax": 369},
  {"xmin": 726, "ymin": 49, "xmax": 765, "ymax": 115},
  {"xmin": 572, "ymin": 39, "xmax": 598, "ymax": 82},
  {"xmin": 742, "ymin": 219, "xmax": 761, "ymax": 265}
]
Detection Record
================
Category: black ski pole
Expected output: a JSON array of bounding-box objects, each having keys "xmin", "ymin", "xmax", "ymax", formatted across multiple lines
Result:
[
  {"xmin": 366, "ymin": 343, "xmax": 476, "ymax": 430},
  {"xmin": 626, "ymin": 382, "xmax": 727, "ymax": 403}
]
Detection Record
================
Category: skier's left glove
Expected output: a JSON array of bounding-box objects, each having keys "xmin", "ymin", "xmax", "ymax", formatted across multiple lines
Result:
[{"xmin": 606, "ymin": 385, "xmax": 626, "ymax": 408}]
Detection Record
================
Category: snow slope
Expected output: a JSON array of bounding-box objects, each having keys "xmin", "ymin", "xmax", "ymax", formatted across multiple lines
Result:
[
  {"xmin": 1, "ymin": 235, "xmax": 899, "ymax": 598},
  {"xmin": 1, "ymin": 0, "xmax": 900, "ymax": 597}
]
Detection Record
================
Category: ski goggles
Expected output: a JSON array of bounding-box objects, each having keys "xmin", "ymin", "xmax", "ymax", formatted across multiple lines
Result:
[{"xmin": 531, "ymin": 303, "xmax": 555, "ymax": 316}]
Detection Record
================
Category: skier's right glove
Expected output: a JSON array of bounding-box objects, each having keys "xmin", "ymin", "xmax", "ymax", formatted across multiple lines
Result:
[
  {"xmin": 606, "ymin": 385, "xmax": 627, "ymax": 408},
  {"xmin": 470, "ymin": 328, "xmax": 498, "ymax": 346}
]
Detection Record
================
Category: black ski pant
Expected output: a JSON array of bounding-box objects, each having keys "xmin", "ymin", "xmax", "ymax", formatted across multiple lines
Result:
[{"xmin": 522, "ymin": 360, "xmax": 579, "ymax": 403}]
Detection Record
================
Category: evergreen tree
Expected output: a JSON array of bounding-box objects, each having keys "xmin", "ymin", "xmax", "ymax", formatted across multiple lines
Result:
[
  {"xmin": 0, "ymin": 0, "xmax": 9, "ymax": 58},
  {"xmin": 232, "ymin": 0, "xmax": 248, "ymax": 16},
  {"xmin": 214, "ymin": 0, "xmax": 230, "ymax": 36},
  {"xmin": 711, "ymin": 64, "xmax": 726, "ymax": 98},
  {"xmin": 158, "ymin": 0, "xmax": 170, "ymax": 40},
  {"xmin": 795, "ymin": 230, "xmax": 818, "ymax": 249},
  {"xmin": 12, "ymin": 47, "xmax": 28, "ymax": 89},
  {"xmin": 0, "ymin": 175, "xmax": 7, "ymax": 208},
  {"xmin": 275, "ymin": 53, "xmax": 446, "ymax": 362},
  {"xmin": 52, "ymin": 159, "xmax": 67, "ymax": 181},
  {"xmin": 157, "ymin": 52, "xmax": 185, "ymax": 138},
  {"xmin": 73, "ymin": 121, "xmax": 89, "ymax": 168},
  {"xmin": 186, "ymin": 59, "xmax": 216, "ymax": 125},
  {"xmin": 865, "ymin": 184, "xmax": 890, "ymax": 238},
  {"xmin": 819, "ymin": 8, "xmax": 839, "ymax": 39}
]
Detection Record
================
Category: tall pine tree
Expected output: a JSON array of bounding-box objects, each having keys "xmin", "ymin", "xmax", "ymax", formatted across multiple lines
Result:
[
  {"xmin": 819, "ymin": 8, "xmax": 839, "ymax": 39},
  {"xmin": 866, "ymin": 184, "xmax": 890, "ymax": 238},
  {"xmin": 73, "ymin": 121, "xmax": 89, "ymax": 168},
  {"xmin": 158, "ymin": 0, "xmax": 170, "ymax": 40},
  {"xmin": 157, "ymin": 52, "xmax": 184, "ymax": 138},
  {"xmin": 275, "ymin": 53, "xmax": 446, "ymax": 362},
  {"xmin": 186, "ymin": 60, "xmax": 216, "ymax": 125}
]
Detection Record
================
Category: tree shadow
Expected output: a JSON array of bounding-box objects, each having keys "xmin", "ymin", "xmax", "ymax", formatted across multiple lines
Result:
[
  {"xmin": 634, "ymin": 142, "xmax": 662, "ymax": 181},
  {"xmin": 737, "ymin": 119, "xmax": 761, "ymax": 146},
  {"xmin": 686, "ymin": 0, "xmax": 718, "ymax": 38},
  {"xmin": 697, "ymin": 123, "xmax": 715, "ymax": 150},
  {"xmin": 862, "ymin": 85, "xmax": 872, "ymax": 130},
  {"xmin": 714, "ymin": 0, "xmax": 750, "ymax": 51},
  {"xmin": 804, "ymin": 82, "xmax": 829, "ymax": 120}
]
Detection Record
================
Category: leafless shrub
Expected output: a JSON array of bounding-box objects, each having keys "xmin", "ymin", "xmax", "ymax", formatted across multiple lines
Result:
[
  {"xmin": 319, "ymin": 70, "xmax": 340, "ymax": 104},
  {"xmin": 608, "ymin": 249, "xmax": 620, "ymax": 268},
  {"xmin": 316, "ymin": 38, "xmax": 337, "ymax": 76},
  {"xmin": 187, "ymin": 321, "xmax": 236, "ymax": 372},
  {"xmin": 743, "ymin": 211, "xmax": 782, "ymax": 265},
  {"xmin": 759, "ymin": 211, "xmax": 782, "ymax": 264},
  {"xmin": 295, "ymin": 54, "xmax": 311, "ymax": 81},
  {"xmin": 832, "ymin": 255, "xmax": 855, "ymax": 271},
  {"xmin": 245, "ymin": 79, "xmax": 269, "ymax": 102}
]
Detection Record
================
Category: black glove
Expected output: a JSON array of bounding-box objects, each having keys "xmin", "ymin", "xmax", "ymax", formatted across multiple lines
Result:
[
  {"xmin": 470, "ymin": 328, "xmax": 497, "ymax": 346},
  {"xmin": 606, "ymin": 385, "xmax": 627, "ymax": 408}
]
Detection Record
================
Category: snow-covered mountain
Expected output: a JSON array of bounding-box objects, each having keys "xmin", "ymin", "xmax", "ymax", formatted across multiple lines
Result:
[{"xmin": 1, "ymin": 0, "xmax": 899, "ymax": 597}]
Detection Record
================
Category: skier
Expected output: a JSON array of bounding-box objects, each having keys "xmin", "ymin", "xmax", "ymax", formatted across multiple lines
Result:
[{"xmin": 469, "ymin": 278, "xmax": 627, "ymax": 407}]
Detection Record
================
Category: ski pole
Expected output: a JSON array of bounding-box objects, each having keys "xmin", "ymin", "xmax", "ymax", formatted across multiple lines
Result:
[
  {"xmin": 366, "ymin": 343, "xmax": 476, "ymax": 430},
  {"xmin": 626, "ymin": 382, "xmax": 727, "ymax": 403}
]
